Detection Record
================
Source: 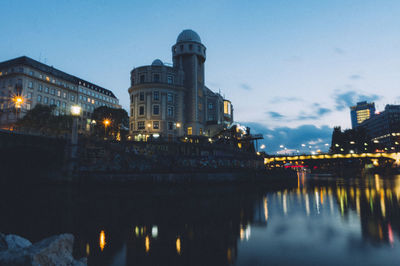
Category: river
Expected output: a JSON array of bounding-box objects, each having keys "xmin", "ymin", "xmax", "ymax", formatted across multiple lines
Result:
[{"xmin": 1, "ymin": 172, "xmax": 399, "ymax": 265}]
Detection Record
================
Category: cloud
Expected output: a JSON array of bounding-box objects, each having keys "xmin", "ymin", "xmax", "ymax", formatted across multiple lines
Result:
[
  {"xmin": 334, "ymin": 90, "xmax": 381, "ymax": 111},
  {"xmin": 240, "ymin": 83, "xmax": 252, "ymax": 91},
  {"xmin": 242, "ymin": 122, "xmax": 333, "ymax": 154},
  {"xmin": 317, "ymin": 107, "xmax": 332, "ymax": 116},
  {"xmin": 268, "ymin": 111, "xmax": 285, "ymax": 119},
  {"xmin": 334, "ymin": 47, "xmax": 345, "ymax": 54},
  {"xmin": 349, "ymin": 74, "xmax": 362, "ymax": 80},
  {"xmin": 269, "ymin": 96, "xmax": 302, "ymax": 104}
]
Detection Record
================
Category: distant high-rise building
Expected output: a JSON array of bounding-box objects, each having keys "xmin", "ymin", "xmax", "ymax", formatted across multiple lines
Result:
[
  {"xmin": 0, "ymin": 56, "xmax": 120, "ymax": 132},
  {"xmin": 359, "ymin": 104, "xmax": 400, "ymax": 151},
  {"xmin": 350, "ymin": 101, "xmax": 376, "ymax": 129}
]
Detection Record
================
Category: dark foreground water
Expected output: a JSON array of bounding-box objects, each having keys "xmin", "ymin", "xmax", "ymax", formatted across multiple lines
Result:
[{"xmin": 1, "ymin": 172, "xmax": 400, "ymax": 265}]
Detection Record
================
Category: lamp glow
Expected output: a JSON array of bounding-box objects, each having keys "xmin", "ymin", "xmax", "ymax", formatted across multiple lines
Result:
[{"xmin": 70, "ymin": 105, "xmax": 81, "ymax": 116}]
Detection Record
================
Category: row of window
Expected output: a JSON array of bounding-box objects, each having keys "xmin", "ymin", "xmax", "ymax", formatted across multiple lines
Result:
[
  {"xmin": 135, "ymin": 74, "xmax": 174, "ymax": 85},
  {"xmin": 173, "ymin": 44, "xmax": 205, "ymax": 54},
  {"xmin": 131, "ymin": 121, "xmax": 176, "ymax": 131},
  {"xmin": 78, "ymin": 86, "xmax": 117, "ymax": 104},
  {"xmin": 135, "ymin": 105, "xmax": 174, "ymax": 117},
  {"xmin": 136, "ymin": 91, "xmax": 174, "ymax": 102}
]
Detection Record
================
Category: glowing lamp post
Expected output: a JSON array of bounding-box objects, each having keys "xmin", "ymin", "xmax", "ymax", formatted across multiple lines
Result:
[
  {"xmin": 103, "ymin": 119, "xmax": 111, "ymax": 139},
  {"xmin": 70, "ymin": 105, "xmax": 81, "ymax": 145},
  {"xmin": 12, "ymin": 95, "xmax": 24, "ymax": 121}
]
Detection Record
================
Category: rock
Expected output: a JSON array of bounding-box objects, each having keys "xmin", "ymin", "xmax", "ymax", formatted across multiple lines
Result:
[
  {"xmin": 0, "ymin": 233, "xmax": 87, "ymax": 266},
  {"xmin": 5, "ymin": 234, "xmax": 32, "ymax": 250},
  {"xmin": 0, "ymin": 233, "xmax": 7, "ymax": 251}
]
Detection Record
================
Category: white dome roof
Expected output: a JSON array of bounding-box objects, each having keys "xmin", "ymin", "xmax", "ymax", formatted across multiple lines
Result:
[
  {"xmin": 151, "ymin": 59, "xmax": 163, "ymax": 66},
  {"xmin": 176, "ymin": 29, "xmax": 201, "ymax": 43}
]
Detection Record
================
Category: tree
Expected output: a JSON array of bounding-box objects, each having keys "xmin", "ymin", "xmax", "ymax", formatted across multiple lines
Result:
[
  {"xmin": 91, "ymin": 106, "xmax": 129, "ymax": 140},
  {"xmin": 16, "ymin": 104, "xmax": 73, "ymax": 136}
]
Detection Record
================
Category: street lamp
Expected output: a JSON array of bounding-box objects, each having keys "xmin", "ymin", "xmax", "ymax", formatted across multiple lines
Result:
[
  {"xmin": 12, "ymin": 95, "xmax": 25, "ymax": 121},
  {"xmin": 70, "ymin": 105, "xmax": 81, "ymax": 146},
  {"xmin": 103, "ymin": 119, "xmax": 111, "ymax": 138}
]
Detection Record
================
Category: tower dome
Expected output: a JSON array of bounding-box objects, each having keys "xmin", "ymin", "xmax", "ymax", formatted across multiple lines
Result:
[
  {"xmin": 176, "ymin": 29, "xmax": 201, "ymax": 44},
  {"xmin": 151, "ymin": 59, "xmax": 163, "ymax": 66}
]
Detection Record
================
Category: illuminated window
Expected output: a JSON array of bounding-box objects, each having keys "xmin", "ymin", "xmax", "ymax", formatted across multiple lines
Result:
[
  {"xmin": 356, "ymin": 109, "xmax": 370, "ymax": 124},
  {"xmin": 224, "ymin": 101, "xmax": 231, "ymax": 115},
  {"xmin": 153, "ymin": 121, "xmax": 159, "ymax": 129},
  {"xmin": 44, "ymin": 87, "xmax": 49, "ymax": 94},
  {"xmin": 199, "ymin": 128, "xmax": 202, "ymax": 135},
  {"xmin": 187, "ymin": 127, "xmax": 192, "ymax": 135},
  {"xmin": 46, "ymin": 76, "xmax": 50, "ymax": 82},
  {"xmin": 44, "ymin": 97, "xmax": 48, "ymax": 104},
  {"xmin": 63, "ymin": 92, "xmax": 67, "ymax": 99}
]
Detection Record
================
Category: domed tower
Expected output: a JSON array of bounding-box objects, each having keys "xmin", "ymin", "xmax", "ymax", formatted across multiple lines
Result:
[{"xmin": 172, "ymin": 29, "xmax": 207, "ymax": 135}]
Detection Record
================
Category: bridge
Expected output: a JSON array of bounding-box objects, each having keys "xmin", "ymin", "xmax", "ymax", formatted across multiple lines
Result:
[{"xmin": 264, "ymin": 152, "xmax": 400, "ymax": 168}]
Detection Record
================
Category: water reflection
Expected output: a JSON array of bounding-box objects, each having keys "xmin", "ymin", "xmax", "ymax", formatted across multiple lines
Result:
[{"xmin": 1, "ymin": 173, "xmax": 400, "ymax": 265}]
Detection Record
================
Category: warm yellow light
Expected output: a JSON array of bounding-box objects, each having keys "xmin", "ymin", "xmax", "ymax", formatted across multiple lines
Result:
[
  {"xmin": 176, "ymin": 122, "xmax": 181, "ymax": 128},
  {"xmin": 70, "ymin": 105, "xmax": 81, "ymax": 116},
  {"xmin": 145, "ymin": 236, "xmax": 150, "ymax": 253},
  {"xmin": 176, "ymin": 237, "xmax": 181, "ymax": 255},
  {"xmin": 103, "ymin": 119, "xmax": 111, "ymax": 126},
  {"xmin": 12, "ymin": 96, "xmax": 25, "ymax": 108},
  {"xmin": 147, "ymin": 123, "xmax": 151, "ymax": 128},
  {"xmin": 99, "ymin": 230, "xmax": 106, "ymax": 251}
]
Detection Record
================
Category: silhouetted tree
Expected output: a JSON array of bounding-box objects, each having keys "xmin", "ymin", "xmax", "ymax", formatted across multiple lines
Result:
[{"xmin": 91, "ymin": 106, "xmax": 129, "ymax": 140}]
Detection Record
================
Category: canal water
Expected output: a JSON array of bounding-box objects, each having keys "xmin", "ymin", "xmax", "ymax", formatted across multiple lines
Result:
[{"xmin": 1, "ymin": 172, "xmax": 400, "ymax": 265}]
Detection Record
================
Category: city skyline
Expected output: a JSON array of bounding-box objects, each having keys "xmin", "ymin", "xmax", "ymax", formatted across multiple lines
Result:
[{"xmin": 2, "ymin": 0, "xmax": 399, "ymax": 153}]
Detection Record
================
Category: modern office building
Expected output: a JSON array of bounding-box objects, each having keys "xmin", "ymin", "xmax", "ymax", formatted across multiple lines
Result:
[
  {"xmin": 128, "ymin": 29, "xmax": 233, "ymax": 141},
  {"xmin": 350, "ymin": 101, "xmax": 376, "ymax": 129},
  {"xmin": 0, "ymin": 56, "xmax": 120, "ymax": 132},
  {"xmin": 359, "ymin": 104, "xmax": 400, "ymax": 151}
]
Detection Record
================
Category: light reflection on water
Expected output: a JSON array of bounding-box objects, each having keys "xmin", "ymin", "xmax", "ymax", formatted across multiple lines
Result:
[{"xmin": 1, "ymin": 173, "xmax": 400, "ymax": 265}]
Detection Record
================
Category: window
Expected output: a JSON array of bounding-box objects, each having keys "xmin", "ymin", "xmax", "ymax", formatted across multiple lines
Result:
[
  {"xmin": 168, "ymin": 122, "xmax": 173, "ymax": 130},
  {"xmin": 208, "ymin": 115, "xmax": 214, "ymax": 121},
  {"xmin": 50, "ymin": 99, "xmax": 55, "ymax": 105},
  {"xmin": 44, "ymin": 87, "xmax": 49, "ymax": 93},
  {"xmin": 62, "ymin": 102, "xmax": 66, "ymax": 108},
  {"xmin": 26, "ymin": 103, "xmax": 31, "ymax": 110},
  {"xmin": 139, "ymin": 105, "xmax": 145, "ymax": 116},
  {"xmin": 57, "ymin": 90, "xmax": 61, "ymax": 97},
  {"xmin": 70, "ymin": 95, "xmax": 75, "ymax": 102},
  {"xmin": 139, "ymin": 92, "xmax": 144, "ymax": 101},
  {"xmin": 167, "ymin": 106, "xmax": 174, "ymax": 117},
  {"xmin": 28, "ymin": 81, "xmax": 33, "ymax": 89},
  {"xmin": 153, "ymin": 91, "xmax": 159, "ymax": 101},
  {"xmin": 37, "ymin": 95, "xmax": 42, "ymax": 103},
  {"xmin": 44, "ymin": 97, "xmax": 48, "ymax": 104},
  {"xmin": 137, "ymin": 121, "xmax": 145, "ymax": 129},
  {"xmin": 208, "ymin": 102, "xmax": 213, "ymax": 109},
  {"xmin": 63, "ymin": 92, "xmax": 67, "ymax": 98},
  {"xmin": 56, "ymin": 100, "xmax": 60, "ymax": 107},
  {"xmin": 79, "ymin": 95, "xmax": 82, "ymax": 100},
  {"xmin": 153, "ymin": 105, "xmax": 160, "ymax": 115},
  {"xmin": 140, "ymin": 75, "xmax": 145, "ymax": 83},
  {"xmin": 153, "ymin": 121, "xmax": 159, "ymax": 129},
  {"xmin": 27, "ymin": 92, "xmax": 32, "ymax": 99},
  {"xmin": 153, "ymin": 74, "xmax": 160, "ymax": 83},
  {"xmin": 50, "ymin": 88, "xmax": 55, "ymax": 95},
  {"xmin": 38, "ymin": 84, "xmax": 43, "ymax": 92},
  {"xmin": 198, "ymin": 103, "xmax": 202, "ymax": 111},
  {"xmin": 187, "ymin": 127, "xmax": 192, "ymax": 135},
  {"xmin": 167, "ymin": 76, "xmax": 173, "ymax": 84},
  {"xmin": 29, "ymin": 71, "xmax": 34, "ymax": 76},
  {"xmin": 198, "ymin": 45, "xmax": 201, "ymax": 52},
  {"xmin": 167, "ymin": 93, "xmax": 173, "ymax": 103}
]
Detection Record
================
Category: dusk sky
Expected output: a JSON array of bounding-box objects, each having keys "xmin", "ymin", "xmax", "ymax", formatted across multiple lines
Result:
[{"xmin": 2, "ymin": 0, "xmax": 399, "ymax": 153}]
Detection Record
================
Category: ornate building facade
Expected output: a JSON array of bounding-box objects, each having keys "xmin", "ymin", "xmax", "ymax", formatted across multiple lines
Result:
[
  {"xmin": 128, "ymin": 29, "xmax": 233, "ymax": 140},
  {"xmin": 0, "ymin": 56, "xmax": 120, "ymax": 132}
]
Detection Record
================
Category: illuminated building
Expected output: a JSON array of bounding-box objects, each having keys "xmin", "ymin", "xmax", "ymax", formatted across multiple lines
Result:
[
  {"xmin": 0, "ymin": 56, "xmax": 120, "ymax": 131},
  {"xmin": 128, "ymin": 29, "xmax": 233, "ymax": 140},
  {"xmin": 350, "ymin": 101, "xmax": 376, "ymax": 129},
  {"xmin": 359, "ymin": 104, "xmax": 400, "ymax": 150}
]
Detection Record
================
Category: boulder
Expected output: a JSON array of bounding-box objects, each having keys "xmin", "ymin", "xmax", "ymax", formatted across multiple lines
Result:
[
  {"xmin": 0, "ymin": 233, "xmax": 7, "ymax": 251},
  {"xmin": 0, "ymin": 233, "xmax": 87, "ymax": 266},
  {"xmin": 5, "ymin": 234, "xmax": 32, "ymax": 250}
]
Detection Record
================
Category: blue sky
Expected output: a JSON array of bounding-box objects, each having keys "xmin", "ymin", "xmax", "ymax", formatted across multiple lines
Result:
[{"xmin": 1, "ymin": 0, "xmax": 399, "ymax": 153}]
